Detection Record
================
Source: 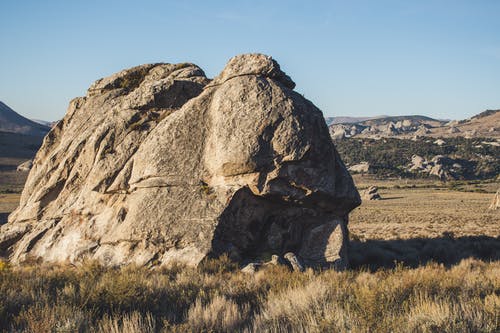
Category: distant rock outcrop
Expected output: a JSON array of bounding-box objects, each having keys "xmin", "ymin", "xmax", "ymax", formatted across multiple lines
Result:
[
  {"xmin": 362, "ymin": 186, "xmax": 381, "ymax": 200},
  {"xmin": 328, "ymin": 110, "xmax": 500, "ymax": 139},
  {"xmin": 348, "ymin": 162, "xmax": 371, "ymax": 173},
  {"xmin": 409, "ymin": 155, "xmax": 427, "ymax": 171},
  {"xmin": 0, "ymin": 54, "xmax": 360, "ymax": 269},
  {"xmin": 408, "ymin": 154, "xmax": 468, "ymax": 181},
  {"xmin": 16, "ymin": 160, "xmax": 33, "ymax": 172}
]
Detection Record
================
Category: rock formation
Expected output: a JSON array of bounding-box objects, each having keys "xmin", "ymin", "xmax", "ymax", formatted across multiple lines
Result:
[
  {"xmin": 348, "ymin": 162, "xmax": 371, "ymax": 173},
  {"xmin": 408, "ymin": 155, "xmax": 468, "ymax": 181},
  {"xmin": 434, "ymin": 139, "xmax": 445, "ymax": 146},
  {"xmin": 0, "ymin": 54, "xmax": 360, "ymax": 269},
  {"xmin": 409, "ymin": 155, "xmax": 427, "ymax": 171},
  {"xmin": 362, "ymin": 186, "xmax": 381, "ymax": 200},
  {"xmin": 327, "ymin": 110, "xmax": 500, "ymax": 139},
  {"xmin": 16, "ymin": 160, "xmax": 33, "ymax": 172}
]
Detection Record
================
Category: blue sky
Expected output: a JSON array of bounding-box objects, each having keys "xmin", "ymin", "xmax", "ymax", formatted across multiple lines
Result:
[{"xmin": 1, "ymin": 0, "xmax": 499, "ymax": 121}]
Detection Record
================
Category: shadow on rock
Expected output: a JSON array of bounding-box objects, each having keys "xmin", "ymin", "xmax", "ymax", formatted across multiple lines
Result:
[{"xmin": 349, "ymin": 235, "xmax": 500, "ymax": 271}]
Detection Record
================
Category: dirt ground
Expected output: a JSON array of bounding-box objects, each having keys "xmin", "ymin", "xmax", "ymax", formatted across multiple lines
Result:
[{"xmin": 350, "ymin": 186, "xmax": 499, "ymax": 240}]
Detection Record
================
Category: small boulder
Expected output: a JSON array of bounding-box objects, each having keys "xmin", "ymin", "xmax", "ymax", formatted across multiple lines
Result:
[
  {"xmin": 410, "ymin": 155, "xmax": 427, "ymax": 171},
  {"xmin": 16, "ymin": 160, "xmax": 33, "ymax": 172},
  {"xmin": 284, "ymin": 252, "xmax": 304, "ymax": 272},
  {"xmin": 267, "ymin": 254, "xmax": 281, "ymax": 266},
  {"xmin": 363, "ymin": 186, "xmax": 381, "ymax": 200},
  {"xmin": 241, "ymin": 262, "xmax": 262, "ymax": 274},
  {"xmin": 348, "ymin": 162, "xmax": 370, "ymax": 173},
  {"xmin": 434, "ymin": 139, "xmax": 446, "ymax": 146}
]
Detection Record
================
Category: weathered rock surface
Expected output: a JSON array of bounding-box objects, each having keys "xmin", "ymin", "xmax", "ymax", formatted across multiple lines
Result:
[{"xmin": 0, "ymin": 54, "xmax": 360, "ymax": 269}]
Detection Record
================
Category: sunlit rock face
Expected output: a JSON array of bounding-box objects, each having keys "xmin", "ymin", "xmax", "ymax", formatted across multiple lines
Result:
[{"xmin": 1, "ymin": 54, "xmax": 360, "ymax": 269}]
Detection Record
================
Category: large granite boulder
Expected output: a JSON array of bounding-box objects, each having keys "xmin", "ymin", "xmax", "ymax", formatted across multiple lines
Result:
[{"xmin": 0, "ymin": 54, "xmax": 360, "ymax": 269}]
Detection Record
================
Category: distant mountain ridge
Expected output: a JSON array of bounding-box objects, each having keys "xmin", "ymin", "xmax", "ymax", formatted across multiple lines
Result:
[
  {"xmin": 324, "ymin": 115, "xmax": 387, "ymax": 126},
  {"xmin": 328, "ymin": 110, "xmax": 499, "ymax": 139},
  {"xmin": 0, "ymin": 101, "xmax": 50, "ymax": 136}
]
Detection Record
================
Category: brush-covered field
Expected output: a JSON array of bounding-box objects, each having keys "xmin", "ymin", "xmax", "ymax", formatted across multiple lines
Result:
[{"xmin": 0, "ymin": 177, "xmax": 499, "ymax": 332}]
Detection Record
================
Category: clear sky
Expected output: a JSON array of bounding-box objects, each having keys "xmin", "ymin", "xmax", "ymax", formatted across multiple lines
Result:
[{"xmin": 1, "ymin": 0, "xmax": 499, "ymax": 121}]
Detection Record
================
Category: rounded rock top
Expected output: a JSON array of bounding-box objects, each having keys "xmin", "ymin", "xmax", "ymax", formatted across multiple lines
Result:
[{"xmin": 209, "ymin": 53, "xmax": 296, "ymax": 89}]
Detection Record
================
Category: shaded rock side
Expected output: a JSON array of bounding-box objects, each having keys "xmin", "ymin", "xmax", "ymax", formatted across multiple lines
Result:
[{"xmin": 1, "ymin": 54, "xmax": 360, "ymax": 268}]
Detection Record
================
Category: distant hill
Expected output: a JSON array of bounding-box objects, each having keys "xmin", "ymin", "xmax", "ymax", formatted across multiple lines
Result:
[
  {"xmin": 324, "ymin": 115, "xmax": 386, "ymax": 126},
  {"xmin": 0, "ymin": 102, "xmax": 49, "ymax": 171},
  {"xmin": 356, "ymin": 115, "xmax": 444, "ymax": 126},
  {"xmin": 0, "ymin": 101, "xmax": 50, "ymax": 136},
  {"xmin": 471, "ymin": 109, "xmax": 499, "ymax": 120},
  {"xmin": 328, "ymin": 111, "xmax": 499, "ymax": 139}
]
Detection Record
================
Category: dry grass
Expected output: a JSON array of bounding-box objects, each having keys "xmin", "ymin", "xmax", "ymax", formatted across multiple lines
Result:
[
  {"xmin": 350, "ymin": 183, "xmax": 499, "ymax": 240},
  {"xmin": 0, "ymin": 259, "xmax": 498, "ymax": 332},
  {"xmin": 0, "ymin": 180, "xmax": 499, "ymax": 332}
]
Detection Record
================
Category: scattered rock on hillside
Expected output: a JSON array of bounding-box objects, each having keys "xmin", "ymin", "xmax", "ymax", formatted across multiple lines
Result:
[
  {"xmin": 434, "ymin": 139, "xmax": 445, "ymax": 146},
  {"xmin": 330, "ymin": 126, "xmax": 348, "ymax": 140},
  {"xmin": 327, "ymin": 110, "xmax": 499, "ymax": 139},
  {"xmin": 409, "ymin": 155, "xmax": 428, "ymax": 171},
  {"xmin": 415, "ymin": 125, "xmax": 430, "ymax": 136},
  {"xmin": 241, "ymin": 262, "xmax": 262, "ymax": 274},
  {"xmin": 428, "ymin": 155, "xmax": 461, "ymax": 181},
  {"xmin": 0, "ymin": 54, "xmax": 360, "ymax": 270},
  {"xmin": 408, "ymin": 154, "xmax": 468, "ymax": 181},
  {"xmin": 348, "ymin": 162, "xmax": 371, "ymax": 173}
]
